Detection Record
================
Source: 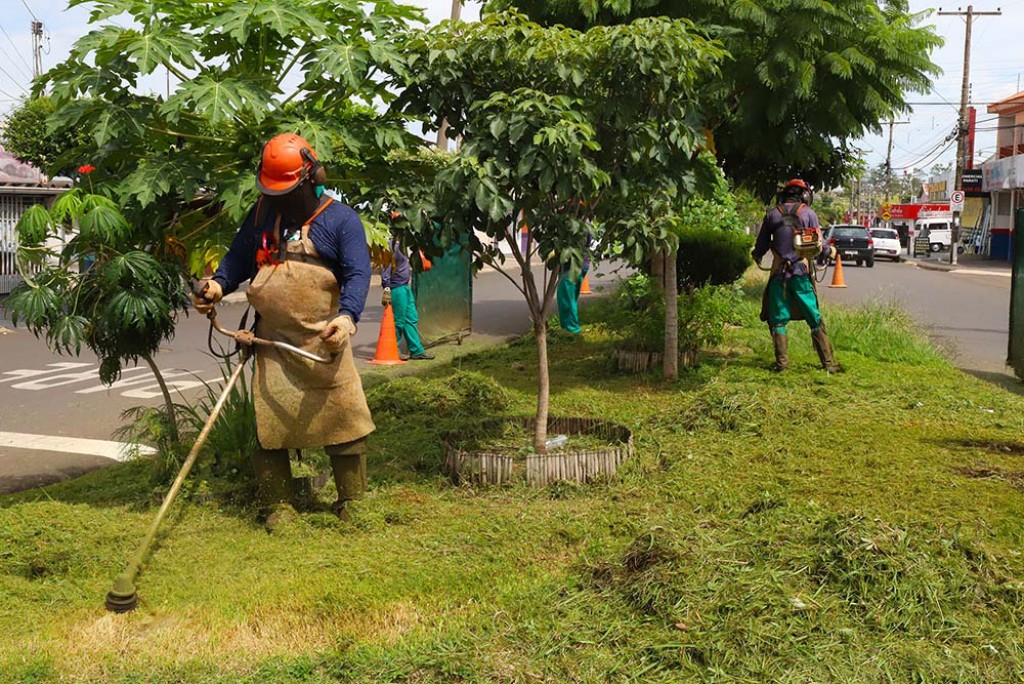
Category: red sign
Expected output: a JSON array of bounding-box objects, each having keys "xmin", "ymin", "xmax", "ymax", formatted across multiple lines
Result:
[{"xmin": 884, "ymin": 203, "xmax": 951, "ymax": 221}]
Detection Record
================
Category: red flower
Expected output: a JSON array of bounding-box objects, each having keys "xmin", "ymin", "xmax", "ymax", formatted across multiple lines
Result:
[{"xmin": 77, "ymin": 165, "xmax": 95, "ymax": 175}]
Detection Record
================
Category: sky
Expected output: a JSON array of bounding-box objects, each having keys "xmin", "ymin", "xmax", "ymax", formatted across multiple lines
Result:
[
  {"xmin": 855, "ymin": 1, "xmax": 1024, "ymax": 177},
  {"xmin": 0, "ymin": 0, "xmax": 1018, "ymax": 178}
]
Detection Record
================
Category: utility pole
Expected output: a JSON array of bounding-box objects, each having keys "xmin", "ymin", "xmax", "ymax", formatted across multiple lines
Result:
[
  {"xmin": 884, "ymin": 119, "xmax": 910, "ymax": 202},
  {"xmin": 30, "ymin": 21, "xmax": 43, "ymax": 79},
  {"xmin": 435, "ymin": 0, "xmax": 463, "ymax": 151},
  {"xmin": 938, "ymin": 4, "xmax": 1001, "ymax": 265}
]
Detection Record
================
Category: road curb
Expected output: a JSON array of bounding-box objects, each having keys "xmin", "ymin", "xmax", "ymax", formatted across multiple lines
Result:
[
  {"xmin": 914, "ymin": 259, "xmax": 960, "ymax": 273},
  {"xmin": 910, "ymin": 259, "xmax": 1012, "ymax": 277}
]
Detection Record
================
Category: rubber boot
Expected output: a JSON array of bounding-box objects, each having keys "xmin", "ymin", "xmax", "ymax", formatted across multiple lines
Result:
[
  {"xmin": 811, "ymin": 323, "xmax": 844, "ymax": 374},
  {"xmin": 771, "ymin": 329, "xmax": 789, "ymax": 372},
  {"xmin": 251, "ymin": 448, "xmax": 298, "ymax": 531},
  {"xmin": 327, "ymin": 438, "xmax": 367, "ymax": 522}
]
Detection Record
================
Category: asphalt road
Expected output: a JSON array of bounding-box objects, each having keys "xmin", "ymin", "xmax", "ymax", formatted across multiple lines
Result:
[
  {"xmin": 0, "ymin": 265, "xmax": 617, "ymax": 493},
  {"xmin": 817, "ymin": 257, "xmax": 1012, "ymax": 378}
]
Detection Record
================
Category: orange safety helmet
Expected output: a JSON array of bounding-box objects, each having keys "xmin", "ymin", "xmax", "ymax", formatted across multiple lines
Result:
[
  {"xmin": 781, "ymin": 178, "xmax": 813, "ymax": 205},
  {"xmin": 256, "ymin": 133, "xmax": 326, "ymax": 196}
]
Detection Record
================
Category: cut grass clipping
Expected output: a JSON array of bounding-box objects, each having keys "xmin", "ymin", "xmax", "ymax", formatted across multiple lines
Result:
[{"xmin": 2, "ymin": 283, "xmax": 1024, "ymax": 683}]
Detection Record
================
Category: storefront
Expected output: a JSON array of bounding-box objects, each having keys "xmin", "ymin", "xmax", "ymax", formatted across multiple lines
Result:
[{"xmin": 982, "ymin": 155, "xmax": 1024, "ymax": 261}]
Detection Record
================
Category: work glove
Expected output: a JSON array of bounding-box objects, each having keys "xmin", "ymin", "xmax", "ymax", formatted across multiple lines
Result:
[
  {"xmin": 381, "ymin": 287, "xmax": 392, "ymax": 307},
  {"xmin": 320, "ymin": 315, "xmax": 356, "ymax": 354},
  {"xmin": 191, "ymin": 279, "xmax": 223, "ymax": 315}
]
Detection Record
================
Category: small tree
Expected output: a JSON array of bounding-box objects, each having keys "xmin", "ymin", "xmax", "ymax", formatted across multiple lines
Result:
[{"xmin": 391, "ymin": 12, "xmax": 723, "ymax": 448}]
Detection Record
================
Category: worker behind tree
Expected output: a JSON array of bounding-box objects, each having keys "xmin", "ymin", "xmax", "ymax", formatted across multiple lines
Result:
[
  {"xmin": 752, "ymin": 179, "xmax": 843, "ymax": 373},
  {"xmin": 191, "ymin": 133, "xmax": 375, "ymax": 528},
  {"xmin": 381, "ymin": 232, "xmax": 434, "ymax": 361},
  {"xmin": 557, "ymin": 236, "xmax": 590, "ymax": 335}
]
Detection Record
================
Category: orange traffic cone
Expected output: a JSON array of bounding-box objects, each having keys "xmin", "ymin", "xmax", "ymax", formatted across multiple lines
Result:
[
  {"xmin": 580, "ymin": 273, "xmax": 592, "ymax": 295},
  {"xmin": 368, "ymin": 305, "xmax": 406, "ymax": 365},
  {"xmin": 828, "ymin": 254, "xmax": 847, "ymax": 289}
]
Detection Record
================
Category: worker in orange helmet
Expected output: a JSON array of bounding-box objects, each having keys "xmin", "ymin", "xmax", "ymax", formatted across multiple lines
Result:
[
  {"xmin": 752, "ymin": 178, "xmax": 842, "ymax": 373},
  {"xmin": 192, "ymin": 133, "xmax": 375, "ymax": 527}
]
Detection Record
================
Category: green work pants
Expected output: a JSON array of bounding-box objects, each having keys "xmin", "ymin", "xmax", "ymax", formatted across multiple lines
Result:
[
  {"xmin": 557, "ymin": 267, "xmax": 588, "ymax": 334},
  {"xmin": 391, "ymin": 284, "xmax": 425, "ymax": 356},
  {"xmin": 766, "ymin": 275, "xmax": 822, "ymax": 334}
]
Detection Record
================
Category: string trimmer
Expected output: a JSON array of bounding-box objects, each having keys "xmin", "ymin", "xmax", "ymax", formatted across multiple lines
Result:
[{"xmin": 104, "ymin": 305, "xmax": 333, "ymax": 613}]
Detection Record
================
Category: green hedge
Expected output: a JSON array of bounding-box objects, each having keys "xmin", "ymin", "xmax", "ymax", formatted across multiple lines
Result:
[{"xmin": 676, "ymin": 227, "xmax": 753, "ymax": 291}]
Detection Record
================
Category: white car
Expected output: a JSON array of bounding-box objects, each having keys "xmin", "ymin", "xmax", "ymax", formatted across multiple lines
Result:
[{"xmin": 869, "ymin": 228, "xmax": 901, "ymax": 261}]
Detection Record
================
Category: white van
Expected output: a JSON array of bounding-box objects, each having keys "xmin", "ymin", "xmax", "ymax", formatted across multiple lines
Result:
[{"xmin": 917, "ymin": 219, "xmax": 956, "ymax": 253}]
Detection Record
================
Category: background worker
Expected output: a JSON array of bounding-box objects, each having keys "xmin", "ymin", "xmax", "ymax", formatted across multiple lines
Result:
[
  {"xmin": 752, "ymin": 178, "xmax": 842, "ymax": 373},
  {"xmin": 381, "ymin": 234, "xmax": 434, "ymax": 361},
  {"xmin": 557, "ymin": 238, "xmax": 590, "ymax": 335},
  {"xmin": 192, "ymin": 133, "xmax": 375, "ymax": 525}
]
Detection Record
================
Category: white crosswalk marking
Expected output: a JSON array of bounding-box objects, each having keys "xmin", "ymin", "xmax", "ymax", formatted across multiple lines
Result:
[
  {"xmin": 0, "ymin": 431, "xmax": 156, "ymax": 461},
  {"xmin": 0, "ymin": 363, "xmax": 93, "ymax": 384}
]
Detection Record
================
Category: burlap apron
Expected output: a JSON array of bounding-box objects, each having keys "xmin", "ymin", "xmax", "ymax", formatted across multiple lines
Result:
[{"xmin": 246, "ymin": 207, "xmax": 375, "ymax": 450}]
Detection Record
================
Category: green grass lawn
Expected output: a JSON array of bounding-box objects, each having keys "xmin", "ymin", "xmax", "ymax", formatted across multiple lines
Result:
[{"xmin": 3, "ymin": 279, "xmax": 1024, "ymax": 683}]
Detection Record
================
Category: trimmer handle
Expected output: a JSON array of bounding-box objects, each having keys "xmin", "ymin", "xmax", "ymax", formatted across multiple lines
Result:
[{"xmin": 193, "ymin": 280, "xmax": 216, "ymax": 302}]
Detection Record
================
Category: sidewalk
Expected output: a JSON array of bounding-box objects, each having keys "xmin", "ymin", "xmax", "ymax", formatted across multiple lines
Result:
[{"xmin": 908, "ymin": 253, "xmax": 1012, "ymax": 277}]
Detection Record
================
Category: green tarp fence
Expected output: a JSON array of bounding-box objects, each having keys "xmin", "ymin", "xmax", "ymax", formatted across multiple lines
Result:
[
  {"xmin": 1008, "ymin": 208, "xmax": 1024, "ymax": 378},
  {"xmin": 412, "ymin": 243, "xmax": 472, "ymax": 347}
]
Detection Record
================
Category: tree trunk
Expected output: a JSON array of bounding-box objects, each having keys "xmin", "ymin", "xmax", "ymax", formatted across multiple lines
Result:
[
  {"xmin": 534, "ymin": 320, "xmax": 550, "ymax": 455},
  {"xmin": 650, "ymin": 247, "xmax": 665, "ymax": 292},
  {"xmin": 143, "ymin": 352, "xmax": 179, "ymax": 441},
  {"xmin": 663, "ymin": 246, "xmax": 678, "ymax": 381}
]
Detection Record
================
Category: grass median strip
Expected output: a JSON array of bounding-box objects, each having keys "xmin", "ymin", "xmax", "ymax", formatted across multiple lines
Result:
[{"xmin": 2, "ymin": 281, "xmax": 1023, "ymax": 683}]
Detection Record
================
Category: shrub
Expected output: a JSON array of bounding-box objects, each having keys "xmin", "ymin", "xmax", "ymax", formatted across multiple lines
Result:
[
  {"xmin": 596, "ymin": 275, "xmax": 737, "ymax": 359},
  {"xmin": 114, "ymin": 358, "xmax": 258, "ymax": 497},
  {"xmin": 676, "ymin": 226, "xmax": 753, "ymax": 291}
]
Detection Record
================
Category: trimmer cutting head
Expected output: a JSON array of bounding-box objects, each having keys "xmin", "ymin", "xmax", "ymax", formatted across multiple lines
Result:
[{"xmin": 105, "ymin": 576, "xmax": 139, "ymax": 613}]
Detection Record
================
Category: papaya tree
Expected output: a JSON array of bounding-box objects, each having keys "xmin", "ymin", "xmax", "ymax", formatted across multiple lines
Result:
[
  {"xmin": 389, "ymin": 12, "xmax": 724, "ymax": 448},
  {"xmin": 7, "ymin": 185, "xmax": 188, "ymax": 439},
  {"xmin": 4, "ymin": 0, "xmax": 425, "ymax": 435}
]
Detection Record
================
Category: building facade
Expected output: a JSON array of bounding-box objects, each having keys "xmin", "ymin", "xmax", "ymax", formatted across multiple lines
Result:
[
  {"xmin": 982, "ymin": 91, "xmax": 1024, "ymax": 261},
  {"xmin": 0, "ymin": 147, "xmax": 69, "ymax": 295}
]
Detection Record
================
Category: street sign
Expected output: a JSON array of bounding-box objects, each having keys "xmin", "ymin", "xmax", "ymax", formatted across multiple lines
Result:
[
  {"xmin": 950, "ymin": 189, "xmax": 965, "ymax": 212},
  {"xmin": 882, "ymin": 211, "xmax": 892, "ymax": 222}
]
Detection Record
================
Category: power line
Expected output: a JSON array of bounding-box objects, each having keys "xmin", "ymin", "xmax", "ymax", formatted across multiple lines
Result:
[
  {"xmin": 892, "ymin": 125, "xmax": 959, "ymax": 171},
  {"xmin": 895, "ymin": 138, "xmax": 957, "ymax": 173},
  {"xmin": 0, "ymin": 24, "xmax": 33, "ymax": 80},
  {"xmin": 18, "ymin": 0, "xmax": 38, "ymax": 22},
  {"xmin": 0, "ymin": 61, "xmax": 28, "ymax": 94}
]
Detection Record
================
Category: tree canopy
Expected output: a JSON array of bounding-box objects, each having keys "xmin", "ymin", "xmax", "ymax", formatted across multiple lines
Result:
[
  {"xmin": 1, "ymin": 97, "xmax": 89, "ymax": 176},
  {"xmin": 486, "ymin": 0, "xmax": 943, "ymax": 198}
]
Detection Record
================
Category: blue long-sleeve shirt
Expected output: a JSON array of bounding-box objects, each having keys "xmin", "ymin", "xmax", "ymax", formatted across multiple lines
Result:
[
  {"xmin": 380, "ymin": 237, "xmax": 411, "ymax": 290},
  {"xmin": 212, "ymin": 200, "xmax": 372, "ymax": 323}
]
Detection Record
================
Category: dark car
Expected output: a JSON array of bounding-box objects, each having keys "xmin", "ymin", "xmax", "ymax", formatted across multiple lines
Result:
[{"xmin": 828, "ymin": 225, "xmax": 875, "ymax": 267}]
